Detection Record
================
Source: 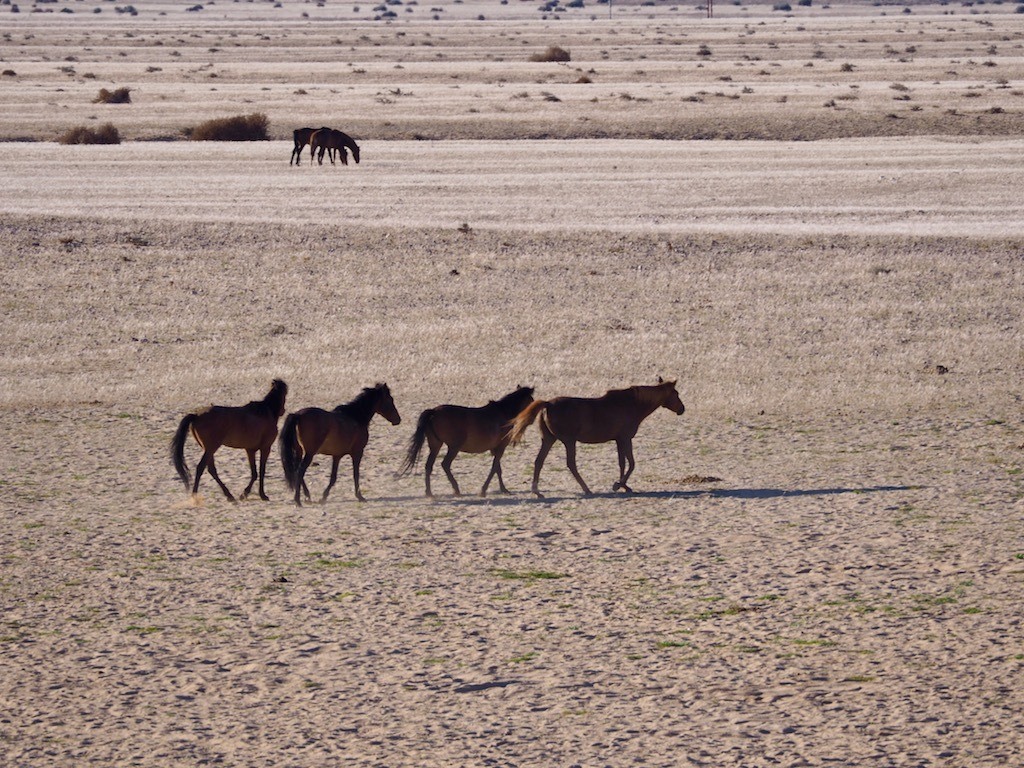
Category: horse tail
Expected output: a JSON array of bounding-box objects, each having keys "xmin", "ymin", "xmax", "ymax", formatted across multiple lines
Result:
[
  {"xmin": 401, "ymin": 409, "xmax": 436, "ymax": 475},
  {"xmin": 506, "ymin": 400, "xmax": 547, "ymax": 446},
  {"xmin": 170, "ymin": 413, "xmax": 196, "ymax": 489},
  {"xmin": 279, "ymin": 413, "xmax": 302, "ymax": 491}
]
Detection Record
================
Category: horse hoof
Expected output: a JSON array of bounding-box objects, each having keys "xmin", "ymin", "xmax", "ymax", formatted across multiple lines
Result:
[{"xmin": 260, "ymin": 494, "xmax": 270, "ymax": 501}]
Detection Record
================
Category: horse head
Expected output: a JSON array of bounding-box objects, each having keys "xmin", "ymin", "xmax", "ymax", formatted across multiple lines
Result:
[
  {"xmin": 374, "ymin": 383, "xmax": 402, "ymax": 425},
  {"xmin": 658, "ymin": 379, "xmax": 685, "ymax": 415}
]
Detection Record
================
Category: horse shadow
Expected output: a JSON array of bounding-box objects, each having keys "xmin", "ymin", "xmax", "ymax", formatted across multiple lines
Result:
[{"xmin": 402, "ymin": 484, "xmax": 914, "ymax": 507}]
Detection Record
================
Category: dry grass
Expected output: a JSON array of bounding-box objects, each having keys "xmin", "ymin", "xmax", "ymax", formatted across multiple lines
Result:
[
  {"xmin": 187, "ymin": 112, "xmax": 269, "ymax": 141},
  {"xmin": 56, "ymin": 122, "xmax": 121, "ymax": 144}
]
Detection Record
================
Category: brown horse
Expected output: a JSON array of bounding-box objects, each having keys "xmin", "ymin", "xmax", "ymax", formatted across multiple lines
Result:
[
  {"xmin": 401, "ymin": 386, "xmax": 535, "ymax": 497},
  {"xmin": 279, "ymin": 383, "xmax": 401, "ymax": 505},
  {"xmin": 506, "ymin": 379, "xmax": 685, "ymax": 498},
  {"xmin": 291, "ymin": 126, "xmax": 330, "ymax": 166},
  {"xmin": 170, "ymin": 379, "xmax": 288, "ymax": 501},
  {"xmin": 310, "ymin": 128, "xmax": 361, "ymax": 166}
]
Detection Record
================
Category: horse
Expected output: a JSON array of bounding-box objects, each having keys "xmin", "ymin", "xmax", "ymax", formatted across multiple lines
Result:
[
  {"xmin": 170, "ymin": 379, "xmax": 288, "ymax": 501},
  {"xmin": 401, "ymin": 386, "xmax": 535, "ymax": 497},
  {"xmin": 291, "ymin": 126, "xmax": 330, "ymax": 166},
  {"xmin": 311, "ymin": 128, "xmax": 361, "ymax": 166},
  {"xmin": 279, "ymin": 383, "xmax": 401, "ymax": 505},
  {"xmin": 506, "ymin": 378, "xmax": 685, "ymax": 498}
]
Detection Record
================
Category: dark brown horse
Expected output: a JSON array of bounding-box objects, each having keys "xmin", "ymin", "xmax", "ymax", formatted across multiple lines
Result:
[
  {"xmin": 170, "ymin": 379, "xmax": 288, "ymax": 501},
  {"xmin": 506, "ymin": 379, "xmax": 685, "ymax": 498},
  {"xmin": 279, "ymin": 383, "xmax": 401, "ymax": 505},
  {"xmin": 311, "ymin": 128, "xmax": 361, "ymax": 166},
  {"xmin": 401, "ymin": 386, "xmax": 535, "ymax": 497},
  {"xmin": 291, "ymin": 126, "xmax": 330, "ymax": 166}
]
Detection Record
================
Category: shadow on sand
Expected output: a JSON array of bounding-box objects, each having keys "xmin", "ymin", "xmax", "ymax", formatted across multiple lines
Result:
[{"xmin": 374, "ymin": 485, "xmax": 913, "ymax": 507}]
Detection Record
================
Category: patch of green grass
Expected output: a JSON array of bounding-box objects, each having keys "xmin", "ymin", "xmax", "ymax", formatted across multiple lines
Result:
[
  {"xmin": 656, "ymin": 639, "xmax": 691, "ymax": 649},
  {"xmin": 791, "ymin": 637, "xmax": 838, "ymax": 647},
  {"xmin": 491, "ymin": 569, "xmax": 569, "ymax": 582},
  {"xmin": 509, "ymin": 651, "xmax": 539, "ymax": 664},
  {"xmin": 125, "ymin": 625, "xmax": 162, "ymax": 635},
  {"xmin": 843, "ymin": 675, "xmax": 876, "ymax": 683}
]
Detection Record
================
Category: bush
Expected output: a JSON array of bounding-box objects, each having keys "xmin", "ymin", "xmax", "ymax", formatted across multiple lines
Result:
[
  {"xmin": 58, "ymin": 123, "xmax": 121, "ymax": 144},
  {"xmin": 188, "ymin": 112, "xmax": 269, "ymax": 141},
  {"xmin": 93, "ymin": 86, "xmax": 131, "ymax": 104},
  {"xmin": 529, "ymin": 45, "xmax": 571, "ymax": 63}
]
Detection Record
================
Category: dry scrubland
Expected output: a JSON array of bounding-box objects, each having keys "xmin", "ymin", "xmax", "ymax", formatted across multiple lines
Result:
[{"xmin": 3, "ymin": 1, "xmax": 1024, "ymax": 766}]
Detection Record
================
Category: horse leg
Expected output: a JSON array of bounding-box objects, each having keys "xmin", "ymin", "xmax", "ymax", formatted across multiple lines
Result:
[
  {"xmin": 481, "ymin": 446, "xmax": 507, "ymax": 497},
  {"xmin": 294, "ymin": 453, "xmax": 315, "ymax": 506},
  {"xmin": 321, "ymin": 456, "xmax": 341, "ymax": 504},
  {"xmin": 205, "ymin": 454, "xmax": 236, "ymax": 502},
  {"xmin": 423, "ymin": 442, "xmax": 440, "ymax": 498},
  {"xmin": 440, "ymin": 447, "xmax": 461, "ymax": 496},
  {"xmin": 531, "ymin": 430, "xmax": 556, "ymax": 499},
  {"xmin": 191, "ymin": 452, "xmax": 209, "ymax": 496},
  {"xmin": 241, "ymin": 448, "xmax": 258, "ymax": 499},
  {"xmin": 564, "ymin": 440, "xmax": 592, "ymax": 497},
  {"xmin": 613, "ymin": 438, "xmax": 636, "ymax": 493},
  {"xmin": 257, "ymin": 446, "xmax": 271, "ymax": 501},
  {"xmin": 351, "ymin": 449, "xmax": 366, "ymax": 502}
]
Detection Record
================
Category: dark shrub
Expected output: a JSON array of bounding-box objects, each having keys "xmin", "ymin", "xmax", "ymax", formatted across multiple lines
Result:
[
  {"xmin": 58, "ymin": 123, "xmax": 121, "ymax": 144},
  {"xmin": 529, "ymin": 45, "xmax": 571, "ymax": 62},
  {"xmin": 188, "ymin": 112, "xmax": 269, "ymax": 141},
  {"xmin": 93, "ymin": 87, "xmax": 131, "ymax": 104}
]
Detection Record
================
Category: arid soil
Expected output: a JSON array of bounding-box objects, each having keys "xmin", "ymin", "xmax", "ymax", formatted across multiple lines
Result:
[{"xmin": 2, "ymin": 2, "xmax": 1024, "ymax": 766}]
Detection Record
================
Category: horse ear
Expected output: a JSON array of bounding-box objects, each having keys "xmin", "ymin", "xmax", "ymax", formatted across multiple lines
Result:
[{"xmin": 657, "ymin": 376, "xmax": 664, "ymax": 384}]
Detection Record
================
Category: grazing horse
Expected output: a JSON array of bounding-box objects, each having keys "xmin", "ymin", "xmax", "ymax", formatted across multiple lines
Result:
[
  {"xmin": 402, "ymin": 386, "xmax": 535, "ymax": 497},
  {"xmin": 170, "ymin": 379, "xmax": 288, "ymax": 501},
  {"xmin": 506, "ymin": 379, "xmax": 685, "ymax": 498},
  {"xmin": 279, "ymin": 383, "xmax": 401, "ymax": 505},
  {"xmin": 291, "ymin": 126, "xmax": 330, "ymax": 166},
  {"xmin": 311, "ymin": 128, "xmax": 361, "ymax": 166}
]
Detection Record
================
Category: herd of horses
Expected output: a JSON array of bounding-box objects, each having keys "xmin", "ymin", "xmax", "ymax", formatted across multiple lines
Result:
[
  {"xmin": 290, "ymin": 127, "xmax": 361, "ymax": 167},
  {"xmin": 170, "ymin": 379, "xmax": 686, "ymax": 504}
]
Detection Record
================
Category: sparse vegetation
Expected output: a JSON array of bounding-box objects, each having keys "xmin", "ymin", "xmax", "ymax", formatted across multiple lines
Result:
[
  {"xmin": 529, "ymin": 45, "xmax": 570, "ymax": 63},
  {"xmin": 57, "ymin": 123, "xmax": 121, "ymax": 144},
  {"xmin": 93, "ymin": 87, "xmax": 131, "ymax": 104},
  {"xmin": 187, "ymin": 112, "xmax": 269, "ymax": 141}
]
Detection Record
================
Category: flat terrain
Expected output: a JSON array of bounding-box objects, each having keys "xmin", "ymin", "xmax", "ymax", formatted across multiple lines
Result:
[{"xmin": 2, "ymin": 2, "xmax": 1024, "ymax": 766}]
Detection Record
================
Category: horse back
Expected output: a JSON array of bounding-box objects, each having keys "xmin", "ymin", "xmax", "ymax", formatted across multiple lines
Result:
[
  {"xmin": 543, "ymin": 395, "xmax": 635, "ymax": 444},
  {"xmin": 297, "ymin": 407, "xmax": 368, "ymax": 457},
  {"xmin": 195, "ymin": 403, "xmax": 278, "ymax": 449},
  {"xmin": 431, "ymin": 404, "xmax": 505, "ymax": 453}
]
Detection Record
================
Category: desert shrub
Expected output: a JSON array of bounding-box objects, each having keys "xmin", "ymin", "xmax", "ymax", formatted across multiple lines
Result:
[
  {"xmin": 188, "ymin": 112, "xmax": 269, "ymax": 141},
  {"xmin": 93, "ymin": 86, "xmax": 131, "ymax": 104},
  {"xmin": 529, "ymin": 45, "xmax": 571, "ymax": 63},
  {"xmin": 58, "ymin": 123, "xmax": 121, "ymax": 145},
  {"xmin": 2, "ymin": 69, "xmax": 16, "ymax": 77},
  {"xmin": 773, "ymin": 2, "xmax": 791, "ymax": 8}
]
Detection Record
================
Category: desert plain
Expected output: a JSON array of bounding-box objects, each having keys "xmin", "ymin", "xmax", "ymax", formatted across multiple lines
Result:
[{"xmin": 2, "ymin": 0, "xmax": 1024, "ymax": 765}]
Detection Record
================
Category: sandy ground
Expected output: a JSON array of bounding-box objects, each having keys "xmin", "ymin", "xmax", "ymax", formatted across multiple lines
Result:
[{"xmin": 3, "ymin": 2, "xmax": 1024, "ymax": 766}]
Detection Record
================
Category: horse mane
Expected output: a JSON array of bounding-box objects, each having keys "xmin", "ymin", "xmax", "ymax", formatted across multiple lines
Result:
[
  {"xmin": 603, "ymin": 382, "xmax": 667, "ymax": 409},
  {"xmin": 333, "ymin": 383, "xmax": 386, "ymax": 421},
  {"xmin": 491, "ymin": 385, "xmax": 534, "ymax": 411},
  {"xmin": 247, "ymin": 378, "xmax": 287, "ymax": 415}
]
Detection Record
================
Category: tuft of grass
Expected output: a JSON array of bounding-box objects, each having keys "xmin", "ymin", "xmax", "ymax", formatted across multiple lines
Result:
[
  {"xmin": 93, "ymin": 87, "xmax": 131, "ymax": 104},
  {"xmin": 529, "ymin": 46, "xmax": 570, "ymax": 63},
  {"xmin": 58, "ymin": 124, "xmax": 121, "ymax": 145},
  {"xmin": 188, "ymin": 112, "xmax": 269, "ymax": 141}
]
